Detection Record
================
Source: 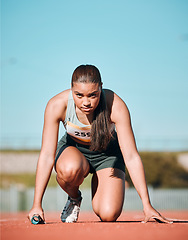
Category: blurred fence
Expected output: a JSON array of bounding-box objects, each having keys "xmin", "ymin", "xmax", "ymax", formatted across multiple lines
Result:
[{"xmin": 1, "ymin": 186, "xmax": 188, "ymax": 212}]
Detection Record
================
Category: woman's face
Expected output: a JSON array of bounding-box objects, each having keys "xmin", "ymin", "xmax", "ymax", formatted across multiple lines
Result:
[{"xmin": 72, "ymin": 82, "xmax": 101, "ymax": 115}]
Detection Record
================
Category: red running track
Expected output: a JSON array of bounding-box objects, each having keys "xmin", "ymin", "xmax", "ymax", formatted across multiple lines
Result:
[{"xmin": 1, "ymin": 211, "xmax": 188, "ymax": 240}]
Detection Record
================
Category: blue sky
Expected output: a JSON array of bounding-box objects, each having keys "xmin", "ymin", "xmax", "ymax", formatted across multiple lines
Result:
[{"xmin": 1, "ymin": 0, "xmax": 188, "ymax": 151}]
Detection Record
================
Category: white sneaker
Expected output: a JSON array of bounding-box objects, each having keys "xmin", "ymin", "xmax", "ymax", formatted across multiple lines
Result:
[{"xmin": 61, "ymin": 191, "xmax": 82, "ymax": 223}]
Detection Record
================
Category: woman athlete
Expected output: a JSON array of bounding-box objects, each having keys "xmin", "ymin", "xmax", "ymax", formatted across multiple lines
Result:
[{"xmin": 28, "ymin": 64, "xmax": 171, "ymax": 223}]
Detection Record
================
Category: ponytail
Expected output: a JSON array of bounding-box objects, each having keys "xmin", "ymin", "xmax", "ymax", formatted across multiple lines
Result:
[{"xmin": 90, "ymin": 91, "xmax": 112, "ymax": 152}]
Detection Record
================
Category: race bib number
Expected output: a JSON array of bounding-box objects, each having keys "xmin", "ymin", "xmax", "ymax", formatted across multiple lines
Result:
[{"xmin": 66, "ymin": 121, "xmax": 91, "ymax": 142}]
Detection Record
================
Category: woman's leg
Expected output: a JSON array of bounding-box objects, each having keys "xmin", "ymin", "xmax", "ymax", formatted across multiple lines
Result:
[
  {"xmin": 92, "ymin": 168, "xmax": 125, "ymax": 222},
  {"xmin": 56, "ymin": 146, "xmax": 90, "ymax": 198}
]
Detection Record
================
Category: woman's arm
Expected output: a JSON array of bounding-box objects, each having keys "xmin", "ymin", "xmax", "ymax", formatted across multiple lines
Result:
[
  {"xmin": 109, "ymin": 92, "xmax": 171, "ymax": 223},
  {"xmin": 28, "ymin": 92, "xmax": 68, "ymax": 221}
]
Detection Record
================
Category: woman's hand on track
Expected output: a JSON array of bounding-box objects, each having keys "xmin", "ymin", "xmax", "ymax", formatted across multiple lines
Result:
[
  {"xmin": 143, "ymin": 205, "xmax": 173, "ymax": 224},
  {"xmin": 28, "ymin": 207, "xmax": 45, "ymax": 223}
]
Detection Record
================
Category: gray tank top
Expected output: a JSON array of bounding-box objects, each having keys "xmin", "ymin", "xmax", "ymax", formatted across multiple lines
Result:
[{"xmin": 63, "ymin": 91, "xmax": 91, "ymax": 143}]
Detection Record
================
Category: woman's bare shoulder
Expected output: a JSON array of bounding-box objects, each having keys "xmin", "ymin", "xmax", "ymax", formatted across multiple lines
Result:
[
  {"xmin": 45, "ymin": 89, "xmax": 71, "ymax": 120},
  {"xmin": 48, "ymin": 89, "xmax": 70, "ymax": 105}
]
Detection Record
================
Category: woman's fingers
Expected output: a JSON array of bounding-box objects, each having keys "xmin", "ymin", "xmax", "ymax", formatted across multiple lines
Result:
[
  {"xmin": 142, "ymin": 215, "xmax": 150, "ymax": 223},
  {"xmin": 142, "ymin": 214, "xmax": 173, "ymax": 224},
  {"xmin": 27, "ymin": 208, "xmax": 45, "ymax": 223},
  {"xmin": 152, "ymin": 215, "xmax": 173, "ymax": 224},
  {"xmin": 143, "ymin": 205, "xmax": 173, "ymax": 224}
]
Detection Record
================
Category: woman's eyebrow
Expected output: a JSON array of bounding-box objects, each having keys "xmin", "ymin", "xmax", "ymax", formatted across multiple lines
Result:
[
  {"xmin": 74, "ymin": 91, "xmax": 82, "ymax": 94},
  {"xmin": 88, "ymin": 91, "xmax": 99, "ymax": 95},
  {"xmin": 74, "ymin": 90, "xmax": 99, "ymax": 95}
]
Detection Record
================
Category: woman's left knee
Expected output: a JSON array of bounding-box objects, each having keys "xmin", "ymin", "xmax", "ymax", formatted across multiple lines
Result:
[{"xmin": 95, "ymin": 206, "xmax": 122, "ymax": 222}]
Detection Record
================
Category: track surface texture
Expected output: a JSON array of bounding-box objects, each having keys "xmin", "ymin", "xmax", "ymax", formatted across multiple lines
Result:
[{"xmin": 1, "ymin": 211, "xmax": 188, "ymax": 240}]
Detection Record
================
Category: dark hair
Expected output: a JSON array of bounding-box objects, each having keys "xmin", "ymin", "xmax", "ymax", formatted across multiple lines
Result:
[{"xmin": 71, "ymin": 64, "xmax": 112, "ymax": 151}]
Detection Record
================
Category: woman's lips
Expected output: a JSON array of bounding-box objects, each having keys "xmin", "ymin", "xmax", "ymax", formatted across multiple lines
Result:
[{"xmin": 81, "ymin": 107, "xmax": 92, "ymax": 112}]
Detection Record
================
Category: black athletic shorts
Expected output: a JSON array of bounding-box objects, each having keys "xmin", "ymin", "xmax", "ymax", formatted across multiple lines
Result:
[{"xmin": 54, "ymin": 132, "xmax": 125, "ymax": 174}]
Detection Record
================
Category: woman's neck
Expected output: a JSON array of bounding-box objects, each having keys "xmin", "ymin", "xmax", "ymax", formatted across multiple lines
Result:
[{"xmin": 75, "ymin": 106, "xmax": 94, "ymax": 125}]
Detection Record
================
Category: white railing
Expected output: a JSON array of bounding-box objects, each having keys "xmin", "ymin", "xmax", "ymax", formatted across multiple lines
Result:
[{"xmin": 1, "ymin": 186, "xmax": 188, "ymax": 212}]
